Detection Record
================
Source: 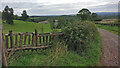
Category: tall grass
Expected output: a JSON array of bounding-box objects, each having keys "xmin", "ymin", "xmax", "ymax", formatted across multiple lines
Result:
[{"xmin": 7, "ymin": 32, "xmax": 102, "ymax": 66}]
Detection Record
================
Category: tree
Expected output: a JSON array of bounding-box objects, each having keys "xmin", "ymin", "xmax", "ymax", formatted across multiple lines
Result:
[
  {"xmin": 21, "ymin": 10, "xmax": 29, "ymax": 21},
  {"xmin": 91, "ymin": 13, "xmax": 98, "ymax": 21},
  {"xmin": 2, "ymin": 6, "xmax": 14, "ymax": 25},
  {"xmin": 9, "ymin": 8, "xmax": 14, "ymax": 25},
  {"xmin": 77, "ymin": 8, "xmax": 91, "ymax": 21}
]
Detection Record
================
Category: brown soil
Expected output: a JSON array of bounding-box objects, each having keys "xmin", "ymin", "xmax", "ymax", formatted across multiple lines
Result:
[
  {"xmin": 38, "ymin": 21, "xmax": 49, "ymax": 24},
  {"xmin": 100, "ymin": 19, "xmax": 116, "ymax": 23},
  {"xmin": 98, "ymin": 28, "xmax": 119, "ymax": 66}
]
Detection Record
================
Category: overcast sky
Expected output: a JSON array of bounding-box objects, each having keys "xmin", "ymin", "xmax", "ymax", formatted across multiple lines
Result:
[{"xmin": 0, "ymin": 0, "xmax": 119, "ymax": 16}]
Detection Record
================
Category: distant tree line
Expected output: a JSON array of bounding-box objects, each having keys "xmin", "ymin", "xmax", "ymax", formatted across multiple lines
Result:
[
  {"xmin": 2, "ymin": 5, "xmax": 29, "ymax": 25},
  {"xmin": 49, "ymin": 9, "xmax": 102, "ymax": 29},
  {"xmin": 27, "ymin": 17, "xmax": 49, "ymax": 23}
]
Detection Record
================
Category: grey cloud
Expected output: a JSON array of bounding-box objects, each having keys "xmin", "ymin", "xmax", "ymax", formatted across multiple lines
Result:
[
  {"xmin": 1, "ymin": 1, "xmax": 118, "ymax": 15},
  {"xmin": 89, "ymin": 3, "xmax": 118, "ymax": 12},
  {"xmin": 2, "ymin": 2, "xmax": 44, "ymax": 10}
]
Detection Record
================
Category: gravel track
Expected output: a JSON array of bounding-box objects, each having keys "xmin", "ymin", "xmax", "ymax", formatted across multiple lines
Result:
[{"xmin": 98, "ymin": 28, "xmax": 119, "ymax": 66}]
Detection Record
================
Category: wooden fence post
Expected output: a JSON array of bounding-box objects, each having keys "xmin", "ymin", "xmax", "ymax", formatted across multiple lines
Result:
[{"xmin": 9, "ymin": 30, "xmax": 14, "ymax": 48}]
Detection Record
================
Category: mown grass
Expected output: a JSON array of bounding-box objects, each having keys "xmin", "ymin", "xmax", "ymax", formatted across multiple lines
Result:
[
  {"xmin": 96, "ymin": 24, "xmax": 119, "ymax": 36},
  {"xmin": 7, "ymin": 31, "xmax": 102, "ymax": 66},
  {"xmin": 3, "ymin": 20, "xmax": 52, "ymax": 34}
]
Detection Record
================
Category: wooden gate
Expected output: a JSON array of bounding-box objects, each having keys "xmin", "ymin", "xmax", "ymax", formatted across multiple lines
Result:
[{"xmin": 2, "ymin": 29, "xmax": 63, "ymax": 66}]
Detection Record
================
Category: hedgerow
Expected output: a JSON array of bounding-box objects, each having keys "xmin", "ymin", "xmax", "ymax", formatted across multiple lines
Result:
[{"xmin": 61, "ymin": 21, "xmax": 99, "ymax": 54}]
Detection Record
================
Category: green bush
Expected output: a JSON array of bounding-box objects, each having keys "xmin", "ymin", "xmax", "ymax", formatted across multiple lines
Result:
[{"xmin": 61, "ymin": 21, "xmax": 98, "ymax": 54}]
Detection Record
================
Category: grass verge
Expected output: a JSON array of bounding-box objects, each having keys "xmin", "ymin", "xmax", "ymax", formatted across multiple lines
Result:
[{"xmin": 96, "ymin": 24, "xmax": 119, "ymax": 36}]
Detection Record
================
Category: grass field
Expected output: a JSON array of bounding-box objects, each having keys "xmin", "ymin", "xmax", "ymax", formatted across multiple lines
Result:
[
  {"xmin": 3, "ymin": 20, "xmax": 52, "ymax": 34},
  {"xmin": 96, "ymin": 24, "xmax": 119, "ymax": 36}
]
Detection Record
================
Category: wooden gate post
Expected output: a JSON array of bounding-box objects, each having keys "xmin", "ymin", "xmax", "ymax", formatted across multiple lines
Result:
[
  {"xmin": 35, "ymin": 29, "xmax": 38, "ymax": 46},
  {"xmin": 2, "ymin": 33, "xmax": 8, "ymax": 67}
]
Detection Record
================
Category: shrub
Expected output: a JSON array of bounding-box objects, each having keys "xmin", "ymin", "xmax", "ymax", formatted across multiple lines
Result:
[{"xmin": 61, "ymin": 21, "xmax": 98, "ymax": 54}]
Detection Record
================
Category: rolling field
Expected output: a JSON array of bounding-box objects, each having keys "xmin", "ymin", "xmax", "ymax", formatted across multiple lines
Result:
[{"xmin": 3, "ymin": 20, "xmax": 52, "ymax": 34}]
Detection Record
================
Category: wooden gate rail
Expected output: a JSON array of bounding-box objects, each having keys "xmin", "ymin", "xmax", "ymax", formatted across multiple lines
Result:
[{"xmin": 3, "ymin": 29, "xmax": 63, "ymax": 60}]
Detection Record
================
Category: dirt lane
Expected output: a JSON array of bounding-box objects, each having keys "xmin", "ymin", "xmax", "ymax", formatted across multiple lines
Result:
[{"xmin": 98, "ymin": 28, "xmax": 119, "ymax": 66}]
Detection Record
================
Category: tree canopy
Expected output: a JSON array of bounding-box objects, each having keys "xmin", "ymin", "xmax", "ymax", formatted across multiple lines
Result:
[
  {"xmin": 2, "ymin": 5, "xmax": 14, "ymax": 25},
  {"xmin": 91, "ymin": 13, "xmax": 98, "ymax": 21},
  {"xmin": 21, "ymin": 10, "xmax": 29, "ymax": 21},
  {"xmin": 77, "ymin": 8, "xmax": 91, "ymax": 21},
  {"xmin": 77, "ymin": 8, "xmax": 101, "ymax": 21}
]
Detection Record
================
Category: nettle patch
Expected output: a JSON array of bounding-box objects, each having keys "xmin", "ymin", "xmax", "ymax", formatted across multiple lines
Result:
[{"xmin": 61, "ymin": 21, "xmax": 98, "ymax": 54}]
